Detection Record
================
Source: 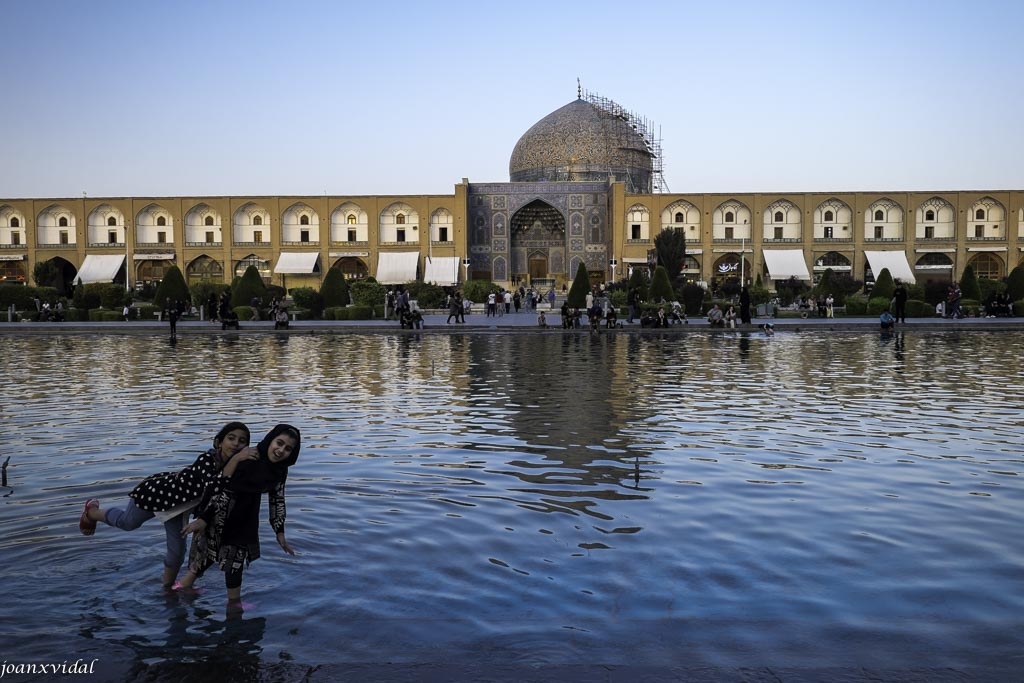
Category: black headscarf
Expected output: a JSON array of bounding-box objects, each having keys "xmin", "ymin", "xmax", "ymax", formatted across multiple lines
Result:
[{"xmin": 230, "ymin": 423, "xmax": 301, "ymax": 493}]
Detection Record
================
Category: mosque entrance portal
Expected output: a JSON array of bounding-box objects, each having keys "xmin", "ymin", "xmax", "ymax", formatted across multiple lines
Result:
[{"xmin": 511, "ymin": 199, "xmax": 565, "ymax": 285}]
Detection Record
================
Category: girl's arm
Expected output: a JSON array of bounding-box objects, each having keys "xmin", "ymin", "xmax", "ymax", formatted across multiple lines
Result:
[{"xmin": 268, "ymin": 480, "xmax": 295, "ymax": 555}]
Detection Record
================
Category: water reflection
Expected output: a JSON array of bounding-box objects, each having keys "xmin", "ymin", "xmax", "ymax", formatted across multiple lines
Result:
[{"xmin": 2, "ymin": 331, "xmax": 1023, "ymax": 674}]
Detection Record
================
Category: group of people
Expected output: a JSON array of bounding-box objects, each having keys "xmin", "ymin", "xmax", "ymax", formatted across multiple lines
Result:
[
  {"xmin": 79, "ymin": 422, "xmax": 302, "ymax": 607},
  {"xmin": 32, "ymin": 296, "xmax": 66, "ymax": 322}
]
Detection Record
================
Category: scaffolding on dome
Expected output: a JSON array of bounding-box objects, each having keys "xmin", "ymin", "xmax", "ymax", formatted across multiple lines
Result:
[{"xmin": 582, "ymin": 89, "xmax": 669, "ymax": 193}]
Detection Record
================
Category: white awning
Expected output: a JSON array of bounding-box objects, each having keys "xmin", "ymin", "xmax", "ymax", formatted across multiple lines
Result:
[
  {"xmin": 622, "ymin": 257, "xmax": 648, "ymax": 264},
  {"xmin": 762, "ymin": 250, "xmax": 811, "ymax": 280},
  {"xmin": 74, "ymin": 255, "xmax": 125, "ymax": 284},
  {"xmin": 966, "ymin": 246, "xmax": 1007, "ymax": 252},
  {"xmin": 423, "ymin": 256, "xmax": 459, "ymax": 286},
  {"xmin": 274, "ymin": 252, "xmax": 321, "ymax": 274},
  {"xmin": 133, "ymin": 253, "xmax": 176, "ymax": 261},
  {"xmin": 0, "ymin": 254, "xmax": 25, "ymax": 261},
  {"xmin": 375, "ymin": 251, "xmax": 419, "ymax": 284},
  {"xmin": 864, "ymin": 250, "xmax": 915, "ymax": 283}
]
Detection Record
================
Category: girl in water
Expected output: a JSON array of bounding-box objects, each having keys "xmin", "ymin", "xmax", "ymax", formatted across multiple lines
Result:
[
  {"xmin": 79, "ymin": 421, "xmax": 252, "ymax": 589},
  {"xmin": 178, "ymin": 424, "xmax": 301, "ymax": 606}
]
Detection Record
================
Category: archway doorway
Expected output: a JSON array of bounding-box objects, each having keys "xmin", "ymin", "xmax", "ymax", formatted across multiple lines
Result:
[
  {"xmin": 511, "ymin": 199, "xmax": 565, "ymax": 286},
  {"xmin": 528, "ymin": 253, "xmax": 548, "ymax": 281}
]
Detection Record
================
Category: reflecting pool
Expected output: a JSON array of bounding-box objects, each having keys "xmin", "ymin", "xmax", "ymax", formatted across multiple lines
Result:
[{"xmin": 1, "ymin": 330, "xmax": 1023, "ymax": 680}]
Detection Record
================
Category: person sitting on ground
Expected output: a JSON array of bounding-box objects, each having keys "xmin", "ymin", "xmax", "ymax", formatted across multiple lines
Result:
[
  {"xmin": 537, "ymin": 310, "xmax": 547, "ymax": 328},
  {"xmin": 670, "ymin": 300, "xmax": 687, "ymax": 324},
  {"xmin": 605, "ymin": 306, "xmax": 618, "ymax": 328},
  {"xmin": 560, "ymin": 301, "xmax": 571, "ymax": 329},
  {"xmin": 656, "ymin": 307, "xmax": 669, "ymax": 328},
  {"xmin": 274, "ymin": 307, "xmax": 289, "ymax": 330},
  {"xmin": 880, "ymin": 310, "xmax": 896, "ymax": 331},
  {"xmin": 707, "ymin": 303, "xmax": 725, "ymax": 327},
  {"xmin": 588, "ymin": 303, "xmax": 602, "ymax": 331}
]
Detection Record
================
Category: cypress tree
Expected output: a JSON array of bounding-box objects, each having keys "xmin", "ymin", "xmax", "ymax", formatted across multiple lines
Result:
[
  {"xmin": 649, "ymin": 265, "xmax": 674, "ymax": 303},
  {"xmin": 153, "ymin": 265, "xmax": 191, "ymax": 309},
  {"xmin": 1005, "ymin": 264, "xmax": 1024, "ymax": 301},
  {"xmin": 959, "ymin": 264, "xmax": 981, "ymax": 301},
  {"xmin": 566, "ymin": 261, "xmax": 591, "ymax": 308},
  {"xmin": 320, "ymin": 267, "xmax": 350, "ymax": 308},
  {"xmin": 232, "ymin": 265, "xmax": 268, "ymax": 308},
  {"xmin": 871, "ymin": 268, "xmax": 895, "ymax": 300}
]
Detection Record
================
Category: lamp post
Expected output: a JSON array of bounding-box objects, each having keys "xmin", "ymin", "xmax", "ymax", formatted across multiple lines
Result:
[
  {"xmin": 125, "ymin": 221, "xmax": 131, "ymax": 293},
  {"xmin": 609, "ymin": 258, "xmax": 617, "ymax": 283},
  {"xmin": 741, "ymin": 218, "xmax": 749, "ymax": 287},
  {"xmin": 462, "ymin": 257, "xmax": 471, "ymax": 283}
]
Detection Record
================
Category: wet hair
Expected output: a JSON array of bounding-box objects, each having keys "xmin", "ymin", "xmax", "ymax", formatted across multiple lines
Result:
[{"xmin": 213, "ymin": 421, "xmax": 250, "ymax": 451}]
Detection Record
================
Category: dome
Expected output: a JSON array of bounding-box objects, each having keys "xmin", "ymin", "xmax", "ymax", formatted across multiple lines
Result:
[{"xmin": 509, "ymin": 98, "xmax": 653, "ymax": 192}]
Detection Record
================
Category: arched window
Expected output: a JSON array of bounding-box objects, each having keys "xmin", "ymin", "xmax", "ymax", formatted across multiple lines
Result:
[
  {"xmin": 725, "ymin": 211, "xmax": 735, "ymax": 223},
  {"xmin": 300, "ymin": 215, "xmax": 310, "ymax": 225},
  {"xmin": 205, "ymin": 215, "xmax": 214, "ymax": 226},
  {"xmin": 674, "ymin": 212, "xmax": 684, "ymax": 222},
  {"xmin": 823, "ymin": 210, "xmax": 834, "ymax": 222},
  {"xmin": 157, "ymin": 216, "xmax": 166, "ymax": 226},
  {"xmin": 874, "ymin": 209, "xmax": 884, "ymax": 221},
  {"xmin": 59, "ymin": 217, "xmax": 68, "ymax": 227},
  {"xmin": 975, "ymin": 208, "xmax": 986, "ymax": 220},
  {"xmin": 774, "ymin": 211, "xmax": 784, "ymax": 223},
  {"xmin": 925, "ymin": 210, "xmax": 935, "ymax": 221},
  {"xmin": 107, "ymin": 216, "xmax": 117, "ymax": 226},
  {"xmin": 253, "ymin": 215, "xmax": 263, "ymax": 226},
  {"xmin": 396, "ymin": 214, "xmax": 406, "ymax": 225},
  {"xmin": 347, "ymin": 214, "xmax": 357, "ymax": 225},
  {"xmin": 10, "ymin": 217, "xmax": 19, "ymax": 228}
]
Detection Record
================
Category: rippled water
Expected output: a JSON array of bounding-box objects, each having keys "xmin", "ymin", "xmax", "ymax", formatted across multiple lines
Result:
[{"xmin": 2, "ymin": 330, "xmax": 1023, "ymax": 679}]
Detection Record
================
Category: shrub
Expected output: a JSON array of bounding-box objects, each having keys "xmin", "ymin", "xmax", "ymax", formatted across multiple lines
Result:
[
  {"xmin": 462, "ymin": 280, "xmax": 500, "ymax": 303},
  {"xmin": 349, "ymin": 278, "xmax": 386, "ymax": 308},
  {"xmin": 681, "ymin": 283, "xmax": 705, "ymax": 316},
  {"xmin": 1006, "ymin": 265, "xmax": 1024, "ymax": 301},
  {"xmin": 867, "ymin": 296, "xmax": 892, "ymax": 315},
  {"xmin": 566, "ymin": 262, "xmax": 590, "ymax": 308},
  {"xmin": 871, "ymin": 268, "xmax": 896, "ymax": 300},
  {"xmin": 844, "ymin": 294, "xmax": 868, "ymax": 315},
  {"xmin": 627, "ymin": 266, "xmax": 649, "ymax": 305},
  {"xmin": 960, "ymin": 298, "xmax": 980, "ymax": 317},
  {"xmin": 906, "ymin": 300, "xmax": 932, "ymax": 318},
  {"xmin": 232, "ymin": 265, "xmax": 268, "ymax": 308},
  {"xmin": 348, "ymin": 305, "xmax": 373, "ymax": 320},
  {"xmin": 73, "ymin": 283, "xmax": 105, "ymax": 310},
  {"xmin": 290, "ymin": 287, "xmax": 323, "ymax": 318},
  {"xmin": 320, "ymin": 268, "xmax": 350, "ymax": 308},
  {"xmin": 153, "ymin": 266, "xmax": 190, "ymax": 310},
  {"xmin": 404, "ymin": 281, "xmax": 446, "ymax": 309},
  {"xmin": 326, "ymin": 307, "xmax": 349, "ymax": 320},
  {"xmin": 1013, "ymin": 300, "xmax": 1024, "ymax": 316},
  {"xmin": 648, "ymin": 265, "xmax": 673, "ymax": 303},
  {"xmin": 136, "ymin": 304, "xmax": 160, "ymax": 320},
  {"xmin": 959, "ymin": 265, "xmax": 981, "ymax": 301},
  {"xmin": 65, "ymin": 307, "xmax": 89, "ymax": 322}
]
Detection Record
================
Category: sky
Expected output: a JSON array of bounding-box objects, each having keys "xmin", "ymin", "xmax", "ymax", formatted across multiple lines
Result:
[{"xmin": 2, "ymin": 0, "xmax": 1023, "ymax": 199}]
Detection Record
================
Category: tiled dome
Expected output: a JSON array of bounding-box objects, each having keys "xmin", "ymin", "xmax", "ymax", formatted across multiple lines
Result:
[{"xmin": 509, "ymin": 98, "xmax": 653, "ymax": 192}]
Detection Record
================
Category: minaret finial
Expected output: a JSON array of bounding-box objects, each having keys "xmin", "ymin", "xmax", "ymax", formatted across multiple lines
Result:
[{"xmin": 577, "ymin": 78, "xmax": 582, "ymax": 99}]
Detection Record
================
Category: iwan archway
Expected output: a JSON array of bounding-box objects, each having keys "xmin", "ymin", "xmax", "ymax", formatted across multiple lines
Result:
[{"xmin": 510, "ymin": 199, "xmax": 565, "ymax": 287}]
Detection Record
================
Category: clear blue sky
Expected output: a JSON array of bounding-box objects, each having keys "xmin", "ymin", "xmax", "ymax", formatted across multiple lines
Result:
[{"xmin": 3, "ymin": 0, "xmax": 1022, "ymax": 198}]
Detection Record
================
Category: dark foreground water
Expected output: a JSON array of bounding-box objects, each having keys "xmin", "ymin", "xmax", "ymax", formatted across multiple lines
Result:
[{"xmin": 1, "ymin": 330, "xmax": 1022, "ymax": 681}]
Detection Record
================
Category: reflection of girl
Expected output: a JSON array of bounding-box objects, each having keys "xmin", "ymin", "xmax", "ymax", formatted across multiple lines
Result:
[
  {"xmin": 78, "ymin": 422, "xmax": 251, "ymax": 589},
  {"xmin": 179, "ymin": 424, "xmax": 301, "ymax": 605}
]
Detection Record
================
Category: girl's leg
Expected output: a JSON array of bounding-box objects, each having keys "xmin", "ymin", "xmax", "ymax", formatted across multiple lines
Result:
[
  {"xmin": 102, "ymin": 500, "xmax": 154, "ymax": 531},
  {"xmin": 162, "ymin": 515, "xmax": 187, "ymax": 587},
  {"xmin": 225, "ymin": 565, "xmax": 244, "ymax": 602}
]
